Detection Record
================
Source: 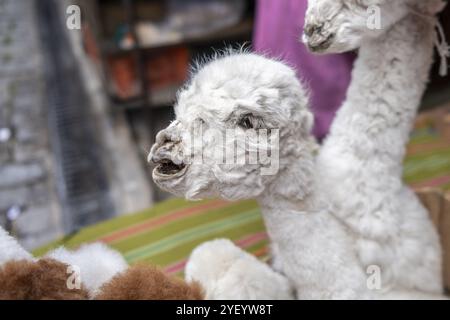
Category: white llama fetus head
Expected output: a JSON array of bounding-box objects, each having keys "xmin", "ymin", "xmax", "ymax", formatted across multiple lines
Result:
[
  {"xmin": 303, "ymin": 0, "xmax": 446, "ymax": 53},
  {"xmin": 149, "ymin": 53, "xmax": 314, "ymax": 201}
]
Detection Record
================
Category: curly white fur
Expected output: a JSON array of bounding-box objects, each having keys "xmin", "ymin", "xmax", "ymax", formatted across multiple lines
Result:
[
  {"xmin": 149, "ymin": 0, "xmax": 447, "ymax": 301},
  {"xmin": 149, "ymin": 53, "xmax": 320, "ymax": 299},
  {"xmin": 304, "ymin": 0, "xmax": 445, "ymax": 294}
]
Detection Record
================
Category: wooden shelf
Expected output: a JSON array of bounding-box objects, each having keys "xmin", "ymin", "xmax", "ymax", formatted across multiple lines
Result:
[
  {"xmin": 102, "ymin": 18, "xmax": 253, "ymax": 56},
  {"xmin": 110, "ymin": 84, "xmax": 182, "ymax": 110}
]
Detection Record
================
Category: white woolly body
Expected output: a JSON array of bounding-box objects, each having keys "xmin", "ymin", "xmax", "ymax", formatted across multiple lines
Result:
[
  {"xmin": 293, "ymin": 0, "xmax": 443, "ymax": 296},
  {"xmin": 316, "ymin": 15, "xmax": 442, "ymax": 294},
  {"xmin": 150, "ymin": 1, "xmax": 446, "ymax": 300}
]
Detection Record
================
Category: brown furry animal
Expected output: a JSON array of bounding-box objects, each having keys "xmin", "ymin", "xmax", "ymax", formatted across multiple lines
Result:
[
  {"xmin": 95, "ymin": 264, "xmax": 204, "ymax": 300},
  {"xmin": 0, "ymin": 259, "xmax": 89, "ymax": 300}
]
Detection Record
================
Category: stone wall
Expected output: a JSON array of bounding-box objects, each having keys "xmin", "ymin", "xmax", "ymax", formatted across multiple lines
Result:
[
  {"xmin": 0, "ymin": 0, "xmax": 63, "ymax": 249},
  {"xmin": 59, "ymin": 0, "xmax": 154, "ymax": 217},
  {"xmin": 0, "ymin": 0, "xmax": 156, "ymax": 250}
]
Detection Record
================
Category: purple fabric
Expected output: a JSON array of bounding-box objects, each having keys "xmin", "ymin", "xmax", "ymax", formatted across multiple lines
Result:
[{"xmin": 253, "ymin": 0, "xmax": 355, "ymax": 140}]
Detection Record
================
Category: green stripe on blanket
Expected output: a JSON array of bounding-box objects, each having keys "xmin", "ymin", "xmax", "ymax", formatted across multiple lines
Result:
[
  {"xmin": 33, "ymin": 124, "xmax": 450, "ymax": 276},
  {"xmin": 34, "ymin": 199, "xmax": 268, "ymax": 276}
]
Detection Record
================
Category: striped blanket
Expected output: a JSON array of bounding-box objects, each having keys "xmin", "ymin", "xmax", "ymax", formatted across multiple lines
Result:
[
  {"xmin": 34, "ymin": 198, "xmax": 268, "ymax": 276},
  {"xmin": 405, "ymin": 130, "xmax": 450, "ymax": 191},
  {"xmin": 34, "ymin": 113, "xmax": 450, "ymax": 277}
]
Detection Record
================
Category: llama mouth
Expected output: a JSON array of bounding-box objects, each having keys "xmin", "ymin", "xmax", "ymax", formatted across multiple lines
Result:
[{"xmin": 154, "ymin": 159, "xmax": 187, "ymax": 178}]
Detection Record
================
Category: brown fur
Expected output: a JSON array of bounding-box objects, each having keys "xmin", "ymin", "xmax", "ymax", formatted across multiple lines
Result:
[
  {"xmin": 95, "ymin": 264, "xmax": 204, "ymax": 300},
  {"xmin": 0, "ymin": 259, "xmax": 89, "ymax": 300}
]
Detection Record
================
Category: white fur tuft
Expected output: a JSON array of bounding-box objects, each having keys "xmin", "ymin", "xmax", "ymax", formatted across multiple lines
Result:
[
  {"xmin": 0, "ymin": 227, "xmax": 33, "ymax": 266},
  {"xmin": 186, "ymin": 239, "xmax": 294, "ymax": 300},
  {"xmin": 47, "ymin": 242, "xmax": 128, "ymax": 298}
]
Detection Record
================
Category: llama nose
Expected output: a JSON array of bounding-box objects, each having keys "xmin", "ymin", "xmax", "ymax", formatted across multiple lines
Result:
[
  {"xmin": 304, "ymin": 23, "xmax": 335, "ymax": 52},
  {"xmin": 148, "ymin": 129, "xmax": 170, "ymax": 163},
  {"xmin": 149, "ymin": 141, "xmax": 175, "ymax": 164},
  {"xmin": 155, "ymin": 121, "xmax": 181, "ymax": 145},
  {"xmin": 304, "ymin": 22, "xmax": 323, "ymax": 37},
  {"xmin": 148, "ymin": 124, "xmax": 184, "ymax": 165}
]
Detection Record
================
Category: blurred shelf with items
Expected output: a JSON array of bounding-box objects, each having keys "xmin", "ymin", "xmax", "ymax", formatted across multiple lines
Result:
[{"xmin": 81, "ymin": 0, "xmax": 255, "ymax": 110}]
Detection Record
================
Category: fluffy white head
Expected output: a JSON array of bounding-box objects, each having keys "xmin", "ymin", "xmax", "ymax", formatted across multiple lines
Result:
[
  {"xmin": 303, "ymin": 0, "xmax": 446, "ymax": 53},
  {"xmin": 149, "ymin": 53, "xmax": 315, "ymax": 201}
]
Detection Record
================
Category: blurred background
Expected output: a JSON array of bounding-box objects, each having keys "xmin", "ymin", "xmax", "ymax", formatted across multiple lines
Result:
[{"xmin": 0, "ymin": 0, "xmax": 449, "ymax": 250}]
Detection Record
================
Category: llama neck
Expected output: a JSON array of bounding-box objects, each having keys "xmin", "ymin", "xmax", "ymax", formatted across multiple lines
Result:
[
  {"xmin": 255, "ymin": 149, "xmax": 370, "ymax": 298},
  {"xmin": 256, "ymin": 144, "xmax": 327, "ymax": 246},
  {"xmin": 316, "ymin": 13, "xmax": 437, "ymax": 237},
  {"xmin": 325, "ymin": 14, "xmax": 435, "ymax": 168}
]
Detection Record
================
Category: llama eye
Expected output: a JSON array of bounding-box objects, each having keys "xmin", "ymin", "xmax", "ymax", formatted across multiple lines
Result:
[{"xmin": 238, "ymin": 115, "xmax": 254, "ymax": 129}]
